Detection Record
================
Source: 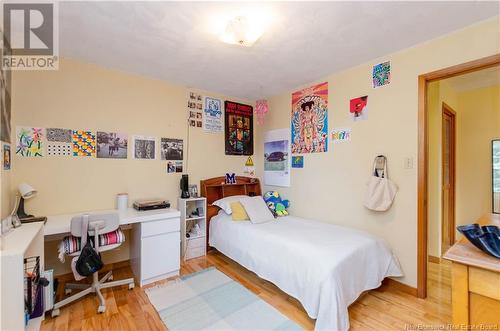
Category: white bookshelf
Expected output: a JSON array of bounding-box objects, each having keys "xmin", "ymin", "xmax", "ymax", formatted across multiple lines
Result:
[{"xmin": 178, "ymin": 197, "xmax": 207, "ymax": 260}]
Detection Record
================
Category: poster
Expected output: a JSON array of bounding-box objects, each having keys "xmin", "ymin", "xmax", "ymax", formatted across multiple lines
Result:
[
  {"xmin": 264, "ymin": 128, "xmax": 291, "ymax": 187},
  {"xmin": 204, "ymin": 97, "xmax": 223, "ymax": 133},
  {"xmin": 97, "ymin": 132, "xmax": 128, "ymax": 159},
  {"xmin": 167, "ymin": 160, "xmax": 183, "ymax": 173},
  {"xmin": 160, "ymin": 138, "xmax": 183, "ymax": 161},
  {"xmin": 350, "ymin": 96, "xmax": 368, "ymax": 121},
  {"xmin": 46, "ymin": 128, "xmax": 72, "ymax": 156},
  {"xmin": 188, "ymin": 91, "xmax": 203, "ymax": 128},
  {"xmin": 291, "ymin": 82, "xmax": 328, "ymax": 154},
  {"xmin": 291, "ymin": 156, "xmax": 303, "ymax": 168},
  {"xmin": 224, "ymin": 101, "xmax": 253, "ymax": 155},
  {"xmin": 133, "ymin": 135, "xmax": 156, "ymax": 159},
  {"xmin": 331, "ymin": 128, "xmax": 351, "ymax": 143},
  {"xmin": 72, "ymin": 130, "xmax": 96, "ymax": 157},
  {"xmin": 16, "ymin": 127, "xmax": 44, "ymax": 157},
  {"xmin": 3, "ymin": 144, "xmax": 10, "ymax": 170},
  {"xmin": 373, "ymin": 61, "xmax": 391, "ymax": 88}
]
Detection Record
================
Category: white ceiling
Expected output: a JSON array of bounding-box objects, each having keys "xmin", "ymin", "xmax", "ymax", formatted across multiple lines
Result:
[
  {"xmin": 59, "ymin": 1, "xmax": 499, "ymax": 100},
  {"xmin": 445, "ymin": 65, "xmax": 500, "ymax": 92}
]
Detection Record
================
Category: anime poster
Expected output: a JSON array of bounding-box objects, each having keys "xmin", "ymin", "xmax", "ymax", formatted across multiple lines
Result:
[
  {"xmin": 350, "ymin": 96, "xmax": 368, "ymax": 121},
  {"xmin": 16, "ymin": 127, "xmax": 44, "ymax": 157},
  {"xmin": 291, "ymin": 82, "xmax": 328, "ymax": 154},
  {"xmin": 224, "ymin": 101, "xmax": 253, "ymax": 155},
  {"xmin": 204, "ymin": 97, "xmax": 223, "ymax": 133},
  {"xmin": 372, "ymin": 61, "xmax": 391, "ymax": 88}
]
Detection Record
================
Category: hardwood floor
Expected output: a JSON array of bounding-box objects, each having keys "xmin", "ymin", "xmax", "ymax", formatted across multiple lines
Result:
[{"xmin": 41, "ymin": 253, "xmax": 451, "ymax": 331}]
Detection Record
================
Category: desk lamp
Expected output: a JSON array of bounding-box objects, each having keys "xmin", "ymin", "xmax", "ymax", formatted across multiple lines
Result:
[{"xmin": 13, "ymin": 183, "xmax": 37, "ymax": 220}]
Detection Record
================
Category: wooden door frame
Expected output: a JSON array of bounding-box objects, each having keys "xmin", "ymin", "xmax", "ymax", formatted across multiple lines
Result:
[
  {"xmin": 441, "ymin": 102, "xmax": 456, "ymax": 253},
  {"xmin": 417, "ymin": 54, "xmax": 500, "ymax": 299}
]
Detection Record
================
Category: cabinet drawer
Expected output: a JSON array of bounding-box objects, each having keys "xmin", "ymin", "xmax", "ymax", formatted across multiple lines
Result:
[
  {"xmin": 141, "ymin": 218, "xmax": 179, "ymax": 238},
  {"xmin": 142, "ymin": 231, "xmax": 180, "ymax": 280}
]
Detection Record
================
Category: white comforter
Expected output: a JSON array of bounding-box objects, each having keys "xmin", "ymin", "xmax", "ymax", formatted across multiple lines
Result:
[{"xmin": 209, "ymin": 213, "xmax": 403, "ymax": 331}]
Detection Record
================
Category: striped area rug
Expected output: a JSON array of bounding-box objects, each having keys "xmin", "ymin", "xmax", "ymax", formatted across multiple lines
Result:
[{"xmin": 146, "ymin": 267, "xmax": 303, "ymax": 331}]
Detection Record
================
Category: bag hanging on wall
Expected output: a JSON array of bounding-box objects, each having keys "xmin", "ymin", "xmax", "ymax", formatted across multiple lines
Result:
[
  {"xmin": 75, "ymin": 215, "xmax": 103, "ymax": 277},
  {"xmin": 364, "ymin": 155, "xmax": 398, "ymax": 212}
]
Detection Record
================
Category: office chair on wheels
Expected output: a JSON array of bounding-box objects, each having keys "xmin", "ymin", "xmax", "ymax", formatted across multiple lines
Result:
[{"xmin": 51, "ymin": 213, "xmax": 134, "ymax": 317}]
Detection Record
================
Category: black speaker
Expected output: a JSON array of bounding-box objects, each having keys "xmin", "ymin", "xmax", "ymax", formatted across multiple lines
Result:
[{"xmin": 180, "ymin": 174, "xmax": 190, "ymax": 198}]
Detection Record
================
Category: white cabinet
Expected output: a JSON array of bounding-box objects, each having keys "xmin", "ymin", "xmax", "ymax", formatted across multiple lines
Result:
[
  {"xmin": 130, "ymin": 217, "xmax": 180, "ymax": 286},
  {"xmin": 178, "ymin": 198, "xmax": 207, "ymax": 260}
]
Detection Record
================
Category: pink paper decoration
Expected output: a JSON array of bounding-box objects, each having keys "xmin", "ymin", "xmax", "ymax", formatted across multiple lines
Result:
[{"xmin": 255, "ymin": 99, "xmax": 268, "ymax": 125}]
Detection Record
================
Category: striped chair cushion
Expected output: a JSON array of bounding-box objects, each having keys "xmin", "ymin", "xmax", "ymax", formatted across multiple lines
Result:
[{"xmin": 58, "ymin": 228, "xmax": 125, "ymax": 262}]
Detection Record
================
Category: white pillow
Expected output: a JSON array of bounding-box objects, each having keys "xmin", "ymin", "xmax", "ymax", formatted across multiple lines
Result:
[
  {"xmin": 212, "ymin": 195, "xmax": 248, "ymax": 214},
  {"xmin": 240, "ymin": 196, "xmax": 275, "ymax": 224}
]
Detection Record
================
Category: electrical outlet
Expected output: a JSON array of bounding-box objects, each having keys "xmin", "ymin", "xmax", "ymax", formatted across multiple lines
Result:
[{"xmin": 404, "ymin": 157, "xmax": 413, "ymax": 169}]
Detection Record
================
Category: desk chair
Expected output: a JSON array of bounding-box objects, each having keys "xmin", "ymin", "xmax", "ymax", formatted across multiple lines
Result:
[{"xmin": 51, "ymin": 213, "xmax": 134, "ymax": 317}]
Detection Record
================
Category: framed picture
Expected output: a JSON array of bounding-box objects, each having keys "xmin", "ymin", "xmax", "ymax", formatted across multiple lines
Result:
[{"xmin": 224, "ymin": 101, "xmax": 253, "ymax": 155}]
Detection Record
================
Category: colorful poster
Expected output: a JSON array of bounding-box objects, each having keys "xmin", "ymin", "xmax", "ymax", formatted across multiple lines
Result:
[
  {"xmin": 291, "ymin": 82, "xmax": 328, "ymax": 154},
  {"xmin": 350, "ymin": 96, "xmax": 368, "ymax": 121},
  {"xmin": 224, "ymin": 101, "xmax": 253, "ymax": 155},
  {"xmin": 46, "ymin": 128, "xmax": 72, "ymax": 156},
  {"xmin": 264, "ymin": 128, "xmax": 291, "ymax": 187},
  {"xmin": 16, "ymin": 127, "xmax": 44, "ymax": 157},
  {"xmin": 204, "ymin": 97, "xmax": 223, "ymax": 133},
  {"xmin": 72, "ymin": 130, "xmax": 96, "ymax": 157},
  {"xmin": 188, "ymin": 91, "xmax": 203, "ymax": 128},
  {"xmin": 3, "ymin": 144, "xmax": 10, "ymax": 170},
  {"xmin": 331, "ymin": 128, "xmax": 352, "ymax": 143},
  {"xmin": 97, "ymin": 132, "xmax": 128, "ymax": 159},
  {"xmin": 372, "ymin": 61, "xmax": 391, "ymax": 88},
  {"xmin": 133, "ymin": 135, "xmax": 156, "ymax": 159},
  {"xmin": 160, "ymin": 138, "xmax": 183, "ymax": 161},
  {"xmin": 291, "ymin": 156, "xmax": 303, "ymax": 169}
]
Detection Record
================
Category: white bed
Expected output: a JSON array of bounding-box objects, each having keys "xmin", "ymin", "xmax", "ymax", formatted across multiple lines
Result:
[{"xmin": 209, "ymin": 211, "xmax": 403, "ymax": 331}]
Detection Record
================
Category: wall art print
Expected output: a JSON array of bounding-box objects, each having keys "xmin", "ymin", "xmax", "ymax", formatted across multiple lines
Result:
[
  {"xmin": 372, "ymin": 61, "xmax": 391, "ymax": 88},
  {"xmin": 72, "ymin": 130, "xmax": 96, "ymax": 157},
  {"xmin": 291, "ymin": 82, "xmax": 328, "ymax": 154},
  {"xmin": 224, "ymin": 101, "xmax": 253, "ymax": 156},
  {"xmin": 16, "ymin": 127, "xmax": 44, "ymax": 157},
  {"xmin": 46, "ymin": 128, "xmax": 72, "ymax": 156}
]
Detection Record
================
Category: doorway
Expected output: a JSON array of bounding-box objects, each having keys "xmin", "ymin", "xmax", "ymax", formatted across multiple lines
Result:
[
  {"xmin": 441, "ymin": 103, "xmax": 456, "ymax": 255},
  {"xmin": 417, "ymin": 54, "xmax": 500, "ymax": 299}
]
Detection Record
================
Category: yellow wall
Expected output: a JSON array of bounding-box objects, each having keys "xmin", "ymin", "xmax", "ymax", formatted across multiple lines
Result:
[
  {"xmin": 11, "ymin": 58, "xmax": 259, "ymax": 216},
  {"xmin": 427, "ymin": 82, "xmax": 499, "ymax": 258},
  {"xmin": 456, "ymin": 85, "xmax": 500, "ymax": 226},
  {"xmin": 256, "ymin": 18, "xmax": 499, "ymax": 287},
  {"xmin": 427, "ymin": 80, "xmax": 459, "ymax": 257}
]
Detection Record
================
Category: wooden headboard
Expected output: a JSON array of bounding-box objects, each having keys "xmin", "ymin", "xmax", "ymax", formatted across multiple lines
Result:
[{"xmin": 200, "ymin": 176, "xmax": 262, "ymax": 251}]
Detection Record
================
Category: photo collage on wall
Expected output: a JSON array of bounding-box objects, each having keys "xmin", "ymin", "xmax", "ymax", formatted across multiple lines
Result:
[
  {"xmin": 188, "ymin": 91, "xmax": 203, "ymax": 128},
  {"xmin": 161, "ymin": 138, "xmax": 184, "ymax": 174}
]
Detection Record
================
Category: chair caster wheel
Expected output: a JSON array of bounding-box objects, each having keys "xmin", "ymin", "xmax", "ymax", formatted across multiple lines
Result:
[
  {"xmin": 65, "ymin": 288, "xmax": 72, "ymax": 295},
  {"xmin": 97, "ymin": 305, "xmax": 106, "ymax": 313},
  {"xmin": 128, "ymin": 283, "xmax": 135, "ymax": 290},
  {"xmin": 51, "ymin": 309, "xmax": 60, "ymax": 318}
]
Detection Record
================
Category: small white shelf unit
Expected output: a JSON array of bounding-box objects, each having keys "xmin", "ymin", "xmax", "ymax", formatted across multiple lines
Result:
[{"xmin": 178, "ymin": 197, "xmax": 207, "ymax": 260}]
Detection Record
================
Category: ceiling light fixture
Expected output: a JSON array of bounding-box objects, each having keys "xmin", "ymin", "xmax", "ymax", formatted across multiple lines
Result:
[{"xmin": 219, "ymin": 13, "xmax": 270, "ymax": 47}]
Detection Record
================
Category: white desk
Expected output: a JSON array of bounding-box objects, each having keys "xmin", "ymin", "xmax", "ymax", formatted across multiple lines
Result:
[{"xmin": 45, "ymin": 207, "xmax": 181, "ymax": 287}]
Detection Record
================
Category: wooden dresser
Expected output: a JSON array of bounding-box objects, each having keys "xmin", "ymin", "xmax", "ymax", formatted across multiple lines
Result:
[{"xmin": 443, "ymin": 214, "xmax": 500, "ymax": 327}]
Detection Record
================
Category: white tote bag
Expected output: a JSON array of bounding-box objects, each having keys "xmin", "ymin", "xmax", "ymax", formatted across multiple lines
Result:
[{"xmin": 364, "ymin": 157, "xmax": 398, "ymax": 212}]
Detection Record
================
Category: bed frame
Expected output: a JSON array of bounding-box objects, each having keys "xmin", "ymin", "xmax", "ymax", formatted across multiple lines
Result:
[{"xmin": 200, "ymin": 176, "xmax": 262, "ymax": 251}]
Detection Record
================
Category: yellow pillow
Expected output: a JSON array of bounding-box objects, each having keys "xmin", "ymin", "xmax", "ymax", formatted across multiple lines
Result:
[{"xmin": 230, "ymin": 202, "xmax": 249, "ymax": 221}]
